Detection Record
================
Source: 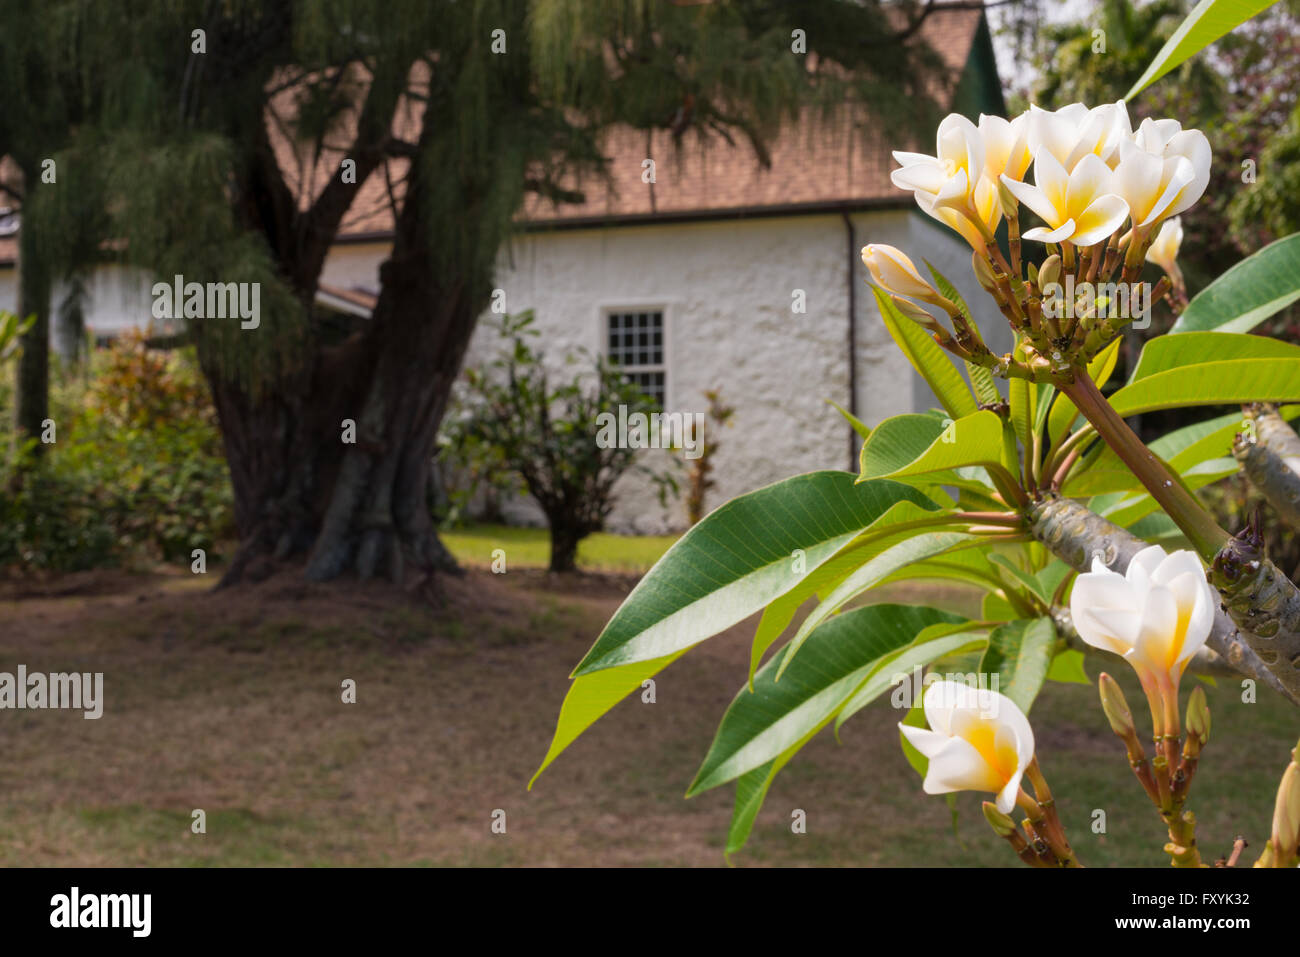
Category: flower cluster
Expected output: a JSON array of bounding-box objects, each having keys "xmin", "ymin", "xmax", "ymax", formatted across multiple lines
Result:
[{"xmin": 864, "ymin": 102, "xmax": 1208, "ymax": 382}]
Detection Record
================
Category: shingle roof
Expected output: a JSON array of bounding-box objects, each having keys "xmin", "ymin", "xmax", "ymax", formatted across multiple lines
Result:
[{"xmin": 512, "ymin": 7, "xmax": 985, "ymax": 227}]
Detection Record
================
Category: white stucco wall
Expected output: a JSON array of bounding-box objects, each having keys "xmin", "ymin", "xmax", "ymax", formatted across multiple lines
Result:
[{"xmin": 456, "ymin": 208, "xmax": 1002, "ymax": 534}]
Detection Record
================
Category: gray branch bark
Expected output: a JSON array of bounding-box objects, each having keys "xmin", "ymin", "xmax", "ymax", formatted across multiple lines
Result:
[
  {"xmin": 1029, "ymin": 494, "xmax": 1298, "ymax": 705},
  {"xmin": 1235, "ymin": 404, "xmax": 1300, "ymax": 532}
]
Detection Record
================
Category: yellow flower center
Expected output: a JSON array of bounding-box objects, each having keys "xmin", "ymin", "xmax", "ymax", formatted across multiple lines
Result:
[
  {"xmin": 1160, "ymin": 604, "xmax": 1193, "ymax": 673},
  {"xmin": 961, "ymin": 720, "xmax": 1019, "ymax": 783}
]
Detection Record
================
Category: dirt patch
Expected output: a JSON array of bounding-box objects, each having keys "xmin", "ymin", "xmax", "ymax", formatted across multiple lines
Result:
[{"xmin": 1033, "ymin": 719, "xmax": 1114, "ymax": 756}]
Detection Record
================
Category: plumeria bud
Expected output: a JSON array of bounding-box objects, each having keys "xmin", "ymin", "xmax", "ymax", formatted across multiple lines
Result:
[
  {"xmin": 983, "ymin": 800, "xmax": 1018, "ymax": 837},
  {"xmin": 996, "ymin": 177, "xmax": 1020, "ymax": 212},
  {"xmin": 1098, "ymin": 673, "xmax": 1137, "ymax": 740},
  {"xmin": 1146, "ymin": 217, "xmax": 1185, "ymax": 290},
  {"xmin": 862, "ymin": 244, "xmax": 942, "ymax": 303},
  {"xmin": 898, "ymin": 680, "xmax": 1035, "ymax": 814},
  {"xmin": 1185, "ymin": 684, "xmax": 1210, "ymax": 746},
  {"xmin": 1037, "ymin": 254, "xmax": 1061, "ymax": 292},
  {"xmin": 1271, "ymin": 756, "xmax": 1300, "ymax": 865},
  {"xmin": 1256, "ymin": 840, "xmax": 1277, "ymax": 868},
  {"xmin": 890, "ymin": 294, "xmax": 940, "ymax": 329},
  {"xmin": 1069, "ymin": 546, "xmax": 1216, "ymax": 689},
  {"xmin": 972, "ymin": 250, "xmax": 999, "ymax": 292}
]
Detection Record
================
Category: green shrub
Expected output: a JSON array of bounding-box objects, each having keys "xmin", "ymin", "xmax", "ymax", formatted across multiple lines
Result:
[
  {"xmin": 0, "ymin": 331, "xmax": 235, "ymax": 571},
  {"xmin": 0, "ymin": 442, "xmax": 118, "ymax": 571}
]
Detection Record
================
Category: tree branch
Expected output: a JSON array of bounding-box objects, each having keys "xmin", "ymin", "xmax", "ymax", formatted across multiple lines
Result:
[
  {"xmin": 1236, "ymin": 404, "xmax": 1300, "ymax": 532},
  {"xmin": 1030, "ymin": 494, "xmax": 1299, "ymax": 704}
]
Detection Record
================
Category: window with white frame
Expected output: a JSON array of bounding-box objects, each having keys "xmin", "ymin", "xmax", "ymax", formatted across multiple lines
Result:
[{"xmin": 605, "ymin": 308, "xmax": 665, "ymax": 406}]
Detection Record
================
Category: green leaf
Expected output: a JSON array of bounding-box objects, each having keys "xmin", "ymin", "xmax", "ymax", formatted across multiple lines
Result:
[
  {"xmin": 1096, "ymin": 457, "xmax": 1237, "ymax": 527},
  {"xmin": 574, "ymin": 472, "xmax": 935, "ymax": 675},
  {"xmin": 529, "ymin": 651, "xmax": 684, "ymax": 789},
  {"xmin": 1171, "ymin": 232, "xmax": 1300, "ymax": 333},
  {"xmin": 1034, "ymin": 558, "xmax": 1073, "ymax": 604},
  {"xmin": 988, "ymin": 553, "xmax": 1049, "ymax": 605},
  {"xmin": 1125, "ymin": 0, "xmax": 1280, "ymax": 100},
  {"xmin": 726, "ymin": 755, "xmax": 794, "ymax": 858},
  {"xmin": 1129, "ymin": 332, "xmax": 1300, "ymax": 381},
  {"xmin": 926, "ymin": 261, "xmax": 974, "ymax": 322},
  {"xmin": 1010, "ymin": 368, "xmax": 1034, "ymax": 450},
  {"xmin": 746, "ymin": 498, "xmax": 941, "ymax": 683},
  {"xmin": 733, "ymin": 613, "xmax": 990, "ymax": 856},
  {"xmin": 982, "ymin": 591, "xmax": 1018, "ymax": 621},
  {"xmin": 1126, "ymin": 511, "xmax": 1186, "ymax": 544},
  {"xmin": 688, "ymin": 603, "xmax": 964, "ymax": 795},
  {"xmin": 835, "ymin": 629, "xmax": 990, "ymax": 731},
  {"xmin": 1106, "ymin": 359, "xmax": 1300, "ymax": 417},
  {"xmin": 858, "ymin": 409, "xmax": 1008, "ymax": 482},
  {"xmin": 878, "ymin": 545, "xmax": 997, "ymax": 591},
  {"xmin": 1034, "ymin": 382, "xmax": 1056, "ymax": 435},
  {"xmin": 979, "ymin": 618, "xmax": 1057, "ymax": 713},
  {"xmin": 825, "ymin": 399, "xmax": 871, "ymax": 440},
  {"xmin": 966, "ymin": 361, "xmax": 1002, "ymax": 408},
  {"xmin": 1046, "ymin": 648, "xmax": 1091, "ymax": 685},
  {"xmin": 779, "ymin": 531, "xmax": 974, "ymax": 676},
  {"xmin": 533, "ymin": 473, "xmax": 935, "ymax": 787},
  {"xmin": 874, "ymin": 287, "xmax": 977, "ymax": 419},
  {"xmin": 1065, "ymin": 409, "xmax": 1285, "ymax": 496}
]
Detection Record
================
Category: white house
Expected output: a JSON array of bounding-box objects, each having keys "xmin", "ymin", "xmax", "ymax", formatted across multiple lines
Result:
[{"xmin": 1, "ymin": 4, "xmax": 1008, "ymax": 535}]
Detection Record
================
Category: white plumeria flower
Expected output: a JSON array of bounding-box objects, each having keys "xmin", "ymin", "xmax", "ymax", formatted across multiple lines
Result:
[
  {"xmin": 1001, "ymin": 151, "xmax": 1130, "ymax": 246},
  {"xmin": 1132, "ymin": 117, "xmax": 1212, "ymax": 219},
  {"xmin": 1027, "ymin": 101, "xmax": 1131, "ymax": 172},
  {"xmin": 899, "ymin": 680, "xmax": 1035, "ymax": 814},
  {"xmin": 1069, "ymin": 545, "xmax": 1216, "ymax": 686},
  {"xmin": 891, "ymin": 113, "xmax": 985, "ymax": 210},
  {"xmin": 861, "ymin": 244, "xmax": 939, "ymax": 301},
  {"xmin": 979, "ymin": 112, "xmax": 1032, "ymax": 182},
  {"xmin": 1145, "ymin": 217, "xmax": 1184, "ymax": 285},
  {"xmin": 914, "ymin": 172, "xmax": 1002, "ymax": 251},
  {"xmin": 1113, "ymin": 141, "xmax": 1195, "ymax": 230},
  {"xmin": 891, "ymin": 113, "xmax": 1002, "ymax": 248}
]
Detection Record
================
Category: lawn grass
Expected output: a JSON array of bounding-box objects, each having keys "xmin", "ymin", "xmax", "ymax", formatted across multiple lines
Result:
[
  {"xmin": 441, "ymin": 522, "xmax": 678, "ymax": 573},
  {"xmin": 0, "ymin": 567, "xmax": 1295, "ymax": 866}
]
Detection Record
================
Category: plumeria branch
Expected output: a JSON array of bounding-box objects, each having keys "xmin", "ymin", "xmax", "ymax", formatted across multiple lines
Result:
[
  {"xmin": 1097, "ymin": 671, "xmax": 1208, "ymax": 867},
  {"xmin": 1030, "ymin": 494, "xmax": 1297, "ymax": 702},
  {"xmin": 1234, "ymin": 404, "xmax": 1300, "ymax": 534},
  {"xmin": 1058, "ymin": 370, "xmax": 1230, "ymax": 560},
  {"xmin": 1053, "ymin": 374, "xmax": 1300, "ymax": 699}
]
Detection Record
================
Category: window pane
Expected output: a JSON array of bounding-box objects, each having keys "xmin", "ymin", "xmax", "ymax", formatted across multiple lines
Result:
[{"xmin": 606, "ymin": 312, "xmax": 665, "ymax": 404}]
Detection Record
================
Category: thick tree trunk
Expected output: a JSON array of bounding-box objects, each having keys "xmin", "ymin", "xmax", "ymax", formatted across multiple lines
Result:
[
  {"xmin": 211, "ymin": 131, "xmax": 484, "ymax": 588},
  {"xmin": 548, "ymin": 522, "xmax": 582, "ymax": 574}
]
